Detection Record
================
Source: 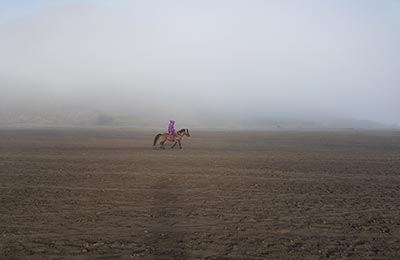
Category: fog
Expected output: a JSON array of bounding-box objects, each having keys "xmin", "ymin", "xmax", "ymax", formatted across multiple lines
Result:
[{"xmin": 1, "ymin": 0, "xmax": 400, "ymax": 129}]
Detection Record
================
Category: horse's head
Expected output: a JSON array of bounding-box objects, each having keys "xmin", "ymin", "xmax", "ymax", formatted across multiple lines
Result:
[
  {"xmin": 178, "ymin": 128, "xmax": 191, "ymax": 137},
  {"xmin": 185, "ymin": 129, "xmax": 191, "ymax": 137}
]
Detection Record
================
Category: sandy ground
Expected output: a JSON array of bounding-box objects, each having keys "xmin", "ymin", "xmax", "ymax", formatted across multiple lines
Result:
[{"xmin": 1, "ymin": 128, "xmax": 400, "ymax": 260}]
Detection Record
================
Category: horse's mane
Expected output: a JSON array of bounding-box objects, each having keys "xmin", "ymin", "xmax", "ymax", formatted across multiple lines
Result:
[{"xmin": 178, "ymin": 128, "xmax": 186, "ymax": 133}]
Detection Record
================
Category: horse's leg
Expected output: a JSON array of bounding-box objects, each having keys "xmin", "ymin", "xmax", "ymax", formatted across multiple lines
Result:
[
  {"xmin": 171, "ymin": 142, "xmax": 177, "ymax": 149},
  {"xmin": 179, "ymin": 141, "xmax": 182, "ymax": 149},
  {"xmin": 160, "ymin": 137, "xmax": 166, "ymax": 149}
]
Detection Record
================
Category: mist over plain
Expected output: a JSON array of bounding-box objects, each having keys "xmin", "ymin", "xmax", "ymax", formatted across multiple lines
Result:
[{"xmin": 1, "ymin": 1, "xmax": 399, "ymax": 129}]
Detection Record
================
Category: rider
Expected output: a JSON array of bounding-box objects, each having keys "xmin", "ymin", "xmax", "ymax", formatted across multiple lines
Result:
[{"xmin": 168, "ymin": 120, "xmax": 176, "ymax": 138}]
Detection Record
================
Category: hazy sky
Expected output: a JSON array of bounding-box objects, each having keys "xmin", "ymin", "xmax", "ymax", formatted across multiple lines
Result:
[{"xmin": 1, "ymin": 0, "xmax": 399, "ymax": 126}]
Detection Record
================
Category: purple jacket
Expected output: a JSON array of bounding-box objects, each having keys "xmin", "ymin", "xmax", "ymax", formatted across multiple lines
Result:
[{"xmin": 168, "ymin": 120, "xmax": 175, "ymax": 134}]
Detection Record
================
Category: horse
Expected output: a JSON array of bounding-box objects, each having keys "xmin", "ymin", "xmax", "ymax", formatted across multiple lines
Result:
[{"xmin": 153, "ymin": 128, "xmax": 191, "ymax": 149}]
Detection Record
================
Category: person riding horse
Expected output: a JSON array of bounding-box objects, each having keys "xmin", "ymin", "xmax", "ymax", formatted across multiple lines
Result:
[
  {"xmin": 168, "ymin": 120, "xmax": 176, "ymax": 138},
  {"xmin": 154, "ymin": 124, "xmax": 190, "ymax": 149}
]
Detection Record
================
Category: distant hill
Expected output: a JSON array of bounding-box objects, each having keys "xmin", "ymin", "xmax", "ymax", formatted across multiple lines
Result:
[
  {"xmin": 0, "ymin": 106, "xmax": 392, "ymax": 130},
  {"xmin": 231, "ymin": 117, "xmax": 388, "ymax": 130}
]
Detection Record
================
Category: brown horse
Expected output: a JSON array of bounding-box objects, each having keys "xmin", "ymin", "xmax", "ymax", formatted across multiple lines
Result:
[{"xmin": 153, "ymin": 128, "xmax": 191, "ymax": 149}]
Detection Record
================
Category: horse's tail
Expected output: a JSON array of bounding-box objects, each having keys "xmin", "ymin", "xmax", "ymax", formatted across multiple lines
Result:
[{"xmin": 153, "ymin": 134, "xmax": 162, "ymax": 146}]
